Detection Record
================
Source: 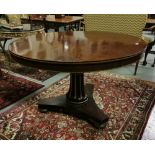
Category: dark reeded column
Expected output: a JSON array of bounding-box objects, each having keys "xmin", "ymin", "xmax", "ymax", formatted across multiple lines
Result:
[
  {"xmin": 0, "ymin": 38, "xmax": 7, "ymax": 53},
  {"xmin": 66, "ymin": 73, "xmax": 88, "ymax": 103}
]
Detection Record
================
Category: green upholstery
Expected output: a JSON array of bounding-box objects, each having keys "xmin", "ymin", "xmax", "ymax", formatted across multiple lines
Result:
[
  {"xmin": 84, "ymin": 14, "xmax": 146, "ymax": 38},
  {"xmin": 5, "ymin": 14, "xmax": 22, "ymax": 25},
  {"xmin": 83, "ymin": 14, "xmax": 147, "ymax": 75}
]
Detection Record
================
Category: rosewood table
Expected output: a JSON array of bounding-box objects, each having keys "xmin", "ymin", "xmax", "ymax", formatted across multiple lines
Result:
[
  {"xmin": 8, "ymin": 31, "xmax": 146, "ymax": 128},
  {"xmin": 21, "ymin": 15, "xmax": 84, "ymax": 32},
  {"xmin": 45, "ymin": 15, "xmax": 84, "ymax": 31},
  {"xmin": 144, "ymin": 19, "xmax": 155, "ymax": 29}
]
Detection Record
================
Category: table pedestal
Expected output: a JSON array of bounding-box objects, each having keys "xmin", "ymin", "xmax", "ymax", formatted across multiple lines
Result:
[
  {"xmin": 38, "ymin": 73, "xmax": 109, "ymax": 128},
  {"xmin": 0, "ymin": 38, "xmax": 8, "ymax": 53}
]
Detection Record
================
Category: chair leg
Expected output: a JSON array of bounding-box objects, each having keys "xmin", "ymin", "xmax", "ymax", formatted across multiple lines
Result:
[
  {"xmin": 0, "ymin": 62, "xmax": 3, "ymax": 79},
  {"xmin": 151, "ymin": 57, "xmax": 155, "ymax": 67},
  {"xmin": 134, "ymin": 60, "xmax": 139, "ymax": 75},
  {"xmin": 143, "ymin": 50, "xmax": 148, "ymax": 65},
  {"xmin": 143, "ymin": 41, "xmax": 155, "ymax": 65}
]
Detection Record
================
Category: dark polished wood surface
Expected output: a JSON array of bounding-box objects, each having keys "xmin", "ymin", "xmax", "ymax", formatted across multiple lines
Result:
[
  {"xmin": 146, "ymin": 19, "xmax": 155, "ymax": 24},
  {"xmin": 9, "ymin": 31, "xmax": 146, "ymax": 72},
  {"xmin": 46, "ymin": 16, "xmax": 84, "ymax": 24},
  {"xmin": 22, "ymin": 16, "xmax": 83, "ymax": 23},
  {"xmin": 9, "ymin": 31, "xmax": 147, "ymax": 128},
  {"xmin": 21, "ymin": 16, "xmax": 84, "ymax": 32}
]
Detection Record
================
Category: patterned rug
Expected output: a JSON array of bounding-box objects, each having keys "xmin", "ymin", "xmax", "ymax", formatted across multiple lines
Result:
[
  {"xmin": 0, "ymin": 70, "xmax": 43, "ymax": 110},
  {"xmin": 0, "ymin": 52, "xmax": 58, "ymax": 81},
  {"xmin": 0, "ymin": 71, "xmax": 155, "ymax": 140}
]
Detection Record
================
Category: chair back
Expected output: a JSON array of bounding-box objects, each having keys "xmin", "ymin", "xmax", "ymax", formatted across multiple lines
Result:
[
  {"xmin": 83, "ymin": 14, "xmax": 146, "ymax": 38},
  {"xmin": 6, "ymin": 14, "xmax": 22, "ymax": 25}
]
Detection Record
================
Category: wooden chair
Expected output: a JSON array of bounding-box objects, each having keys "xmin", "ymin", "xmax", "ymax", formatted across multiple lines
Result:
[
  {"xmin": 83, "ymin": 14, "xmax": 147, "ymax": 75},
  {"xmin": 144, "ymin": 14, "xmax": 155, "ymax": 29},
  {"xmin": 142, "ymin": 24, "xmax": 155, "ymax": 67},
  {"xmin": 65, "ymin": 14, "xmax": 85, "ymax": 31}
]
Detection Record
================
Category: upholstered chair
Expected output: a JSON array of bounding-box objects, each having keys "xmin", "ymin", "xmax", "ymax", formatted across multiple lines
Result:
[
  {"xmin": 142, "ymin": 25, "xmax": 155, "ymax": 67},
  {"xmin": 5, "ymin": 14, "xmax": 22, "ymax": 25},
  {"xmin": 83, "ymin": 14, "xmax": 147, "ymax": 75}
]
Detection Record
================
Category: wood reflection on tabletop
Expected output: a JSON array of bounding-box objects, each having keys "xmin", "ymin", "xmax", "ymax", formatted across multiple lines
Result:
[
  {"xmin": 10, "ymin": 31, "xmax": 145, "ymax": 63},
  {"xmin": 11, "ymin": 38, "xmax": 31, "ymax": 56},
  {"xmin": 84, "ymin": 32, "xmax": 145, "ymax": 61},
  {"xmin": 46, "ymin": 32, "xmax": 55, "ymax": 43}
]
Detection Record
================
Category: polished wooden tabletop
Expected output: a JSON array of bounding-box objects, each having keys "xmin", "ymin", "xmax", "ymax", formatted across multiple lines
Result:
[
  {"xmin": 46, "ymin": 16, "xmax": 84, "ymax": 23},
  {"xmin": 9, "ymin": 31, "xmax": 146, "ymax": 72},
  {"xmin": 22, "ymin": 16, "xmax": 83, "ymax": 24},
  {"xmin": 146, "ymin": 19, "xmax": 155, "ymax": 24}
]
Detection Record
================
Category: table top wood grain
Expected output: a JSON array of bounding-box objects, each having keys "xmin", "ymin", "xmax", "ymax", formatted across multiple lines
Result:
[{"xmin": 9, "ymin": 31, "xmax": 146, "ymax": 72}]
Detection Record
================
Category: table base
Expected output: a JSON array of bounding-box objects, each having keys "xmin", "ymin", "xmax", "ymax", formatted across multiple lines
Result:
[
  {"xmin": 0, "ymin": 38, "xmax": 8, "ymax": 53},
  {"xmin": 38, "ymin": 84, "xmax": 109, "ymax": 128}
]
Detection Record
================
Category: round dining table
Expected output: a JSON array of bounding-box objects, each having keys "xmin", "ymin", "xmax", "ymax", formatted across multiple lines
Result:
[{"xmin": 8, "ymin": 31, "xmax": 146, "ymax": 128}]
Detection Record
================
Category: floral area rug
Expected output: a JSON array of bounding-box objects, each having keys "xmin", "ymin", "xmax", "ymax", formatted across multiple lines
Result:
[
  {"xmin": 0, "ymin": 70, "xmax": 43, "ymax": 110},
  {"xmin": 0, "ymin": 71, "xmax": 155, "ymax": 140},
  {"xmin": 0, "ymin": 52, "xmax": 58, "ymax": 81}
]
